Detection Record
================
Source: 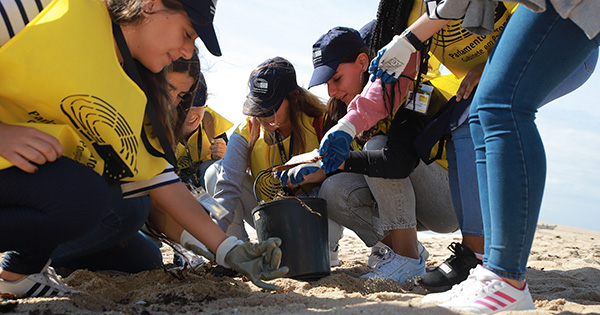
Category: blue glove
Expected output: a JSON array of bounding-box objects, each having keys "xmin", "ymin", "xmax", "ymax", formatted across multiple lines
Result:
[
  {"xmin": 274, "ymin": 149, "xmax": 321, "ymax": 186},
  {"xmin": 369, "ymin": 35, "xmax": 416, "ymax": 84},
  {"xmin": 319, "ymin": 120, "xmax": 356, "ymax": 174}
]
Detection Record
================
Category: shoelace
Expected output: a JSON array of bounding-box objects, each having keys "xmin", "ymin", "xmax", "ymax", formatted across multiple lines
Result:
[{"xmin": 443, "ymin": 242, "xmax": 461, "ymax": 264}]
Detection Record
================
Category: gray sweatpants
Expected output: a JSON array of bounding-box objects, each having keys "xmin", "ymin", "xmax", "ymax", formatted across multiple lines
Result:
[{"xmin": 320, "ymin": 135, "xmax": 458, "ymax": 248}]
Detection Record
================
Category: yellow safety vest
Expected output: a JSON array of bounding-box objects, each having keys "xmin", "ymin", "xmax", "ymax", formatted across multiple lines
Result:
[
  {"xmin": 175, "ymin": 106, "xmax": 233, "ymax": 168},
  {"xmin": 0, "ymin": 0, "xmax": 166, "ymax": 181},
  {"xmin": 235, "ymin": 112, "xmax": 322, "ymax": 201}
]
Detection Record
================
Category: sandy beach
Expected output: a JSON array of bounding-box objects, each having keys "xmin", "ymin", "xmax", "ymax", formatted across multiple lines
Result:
[{"xmin": 1, "ymin": 222, "xmax": 599, "ymax": 314}]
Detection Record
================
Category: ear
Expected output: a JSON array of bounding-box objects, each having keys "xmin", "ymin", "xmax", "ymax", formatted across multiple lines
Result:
[
  {"xmin": 356, "ymin": 52, "xmax": 370, "ymax": 72},
  {"xmin": 142, "ymin": 0, "xmax": 157, "ymax": 14}
]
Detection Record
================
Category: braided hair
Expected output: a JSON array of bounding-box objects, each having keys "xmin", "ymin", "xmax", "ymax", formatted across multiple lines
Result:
[{"xmin": 369, "ymin": 0, "xmax": 431, "ymax": 119}]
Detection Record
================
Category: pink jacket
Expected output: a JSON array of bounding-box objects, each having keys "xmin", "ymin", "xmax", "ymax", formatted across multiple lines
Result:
[{"xmin": 342, "ymin": 52, "xmax": 419, "ymax": 134}]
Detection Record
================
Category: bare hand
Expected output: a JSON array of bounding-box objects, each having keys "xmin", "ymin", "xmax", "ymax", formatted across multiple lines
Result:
[
  {"xmin": 456, "ymin": 63, "xmax": 485, "ymax": 102},
  {"xmin": 0, "ymin": 123, "xmax": 63, "ymax": 173},
  {"xmin": 209, "ymin": 138, "xmax": 226, "ymax": 160}
]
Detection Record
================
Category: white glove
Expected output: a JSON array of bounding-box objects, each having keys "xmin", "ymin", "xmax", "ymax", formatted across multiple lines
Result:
[{"xmin": 369, "ymin": 35, "xmax": 416, "ymax": 84}]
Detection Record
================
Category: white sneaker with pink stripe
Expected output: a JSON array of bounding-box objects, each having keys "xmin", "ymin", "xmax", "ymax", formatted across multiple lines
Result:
[{"xmin": 440, "ymin": 265, "xmax": 535, "ymax": 314}]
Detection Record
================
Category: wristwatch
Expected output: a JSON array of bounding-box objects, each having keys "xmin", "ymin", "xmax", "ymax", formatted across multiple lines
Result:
[{"xmin": 401, "ymin": 29, "xmax": 425, "ymax": 51}]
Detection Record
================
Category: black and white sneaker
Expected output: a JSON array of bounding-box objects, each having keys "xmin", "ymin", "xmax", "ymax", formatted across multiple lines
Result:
[
  {"xmin": 418, "ymin": 242, "xmax": 482, "ymax": 293},
  {"xmin": 0, "ymin": 261, "xmax": 78, "ymax": 298}
]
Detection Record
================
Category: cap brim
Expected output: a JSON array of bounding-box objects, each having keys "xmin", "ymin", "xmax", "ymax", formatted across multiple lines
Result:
[
  {"xmin": 308, "ymin": 64, "xmax": 336, "ymax": 89},
  {"xmin": 243, "ymin": 96, "xmax": 283, "ymax": 117},
  {"xmin": 195, "ymin": 23, "xmax": 221, "ymax": 56}
]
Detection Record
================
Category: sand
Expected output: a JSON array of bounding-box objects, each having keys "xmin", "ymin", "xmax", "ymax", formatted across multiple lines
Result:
[{"xmin": 1, "ymin": 222, "xmax": 599, "ymax": 314}]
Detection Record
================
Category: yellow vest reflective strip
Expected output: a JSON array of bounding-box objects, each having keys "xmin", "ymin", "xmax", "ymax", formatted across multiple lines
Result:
[{"xmin": 0, "ymin": 0, "xmax": 166, "ymax": 181}]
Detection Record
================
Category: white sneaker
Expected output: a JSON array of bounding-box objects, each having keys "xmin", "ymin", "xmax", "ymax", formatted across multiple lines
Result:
[
  {"xmin": 330, "ymin": 244, "xmax": 341, "ymax": 267},
  {"xmin": 439, "ymin": 266, "xmax": 535, "ymax": 314},
  {"xmin": 361, "ymin": 250, "xmax": 425, "ymax": 283},
  {"xmin": 173, "ymin": 243, "xmax": 211, "ymax": 273},
  {"xmin": 368, "ymin": 241, "xmax": 429, "ymax": 268},
  {"xmin": 421, "ymin": 265, "xmax": 481, "ymax": 304},
  {"xmin": 0, "ymin": 261, "xmax": 78, "ymax": 297}
]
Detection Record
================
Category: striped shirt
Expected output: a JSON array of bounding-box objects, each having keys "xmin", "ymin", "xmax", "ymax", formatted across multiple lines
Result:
[{"xmin": 121, "ymin": 164, "xmax": 181, "ymax": 199}]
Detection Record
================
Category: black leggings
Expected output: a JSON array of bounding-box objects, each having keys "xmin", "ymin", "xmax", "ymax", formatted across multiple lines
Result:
[{"xmin": 0, "ymin": 157, "xmax": 109, "ymax": 274}]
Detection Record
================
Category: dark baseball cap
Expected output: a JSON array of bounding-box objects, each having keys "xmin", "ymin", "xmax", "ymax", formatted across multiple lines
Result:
[
  {"xmin": 192, "ymin": 72, "xmax": 207, "ymax": 107},
  {"xmin": 179, "ymin": 0, "xmax": 221, "ymax": 56},
  {"xmin": 308, "ymin": 26, "xmax": 365, "ymax": 88},
  {"xmin": 243, "ymin": 57, "xmax": 298, "ymax": 117},
  {"xmin": 359, "ymin": 19, "xmax": 377, "ymax": 47}
]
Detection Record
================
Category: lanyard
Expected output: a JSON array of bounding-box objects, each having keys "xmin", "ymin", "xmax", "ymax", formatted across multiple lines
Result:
[
  {"xmin": 274, "ymin": 130, "xmax": 293, "ymax": 164},
  {"xmin": 181, "ymin": 124, "xmax": 203, "ymax": 184},
  {"xmin": 112, "ymin": 23, "xmax": 178, "ymax": 170}
]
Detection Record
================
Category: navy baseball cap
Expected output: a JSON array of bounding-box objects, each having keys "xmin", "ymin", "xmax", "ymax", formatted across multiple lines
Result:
[
  {"xmin": 308, "ymin": 26, "xmax": 366, "ymax": 88},
  {"xmin": 179, "ymin": 0, "xmax": 221, "ymax": 56},
  {"xmin": 243, "ymin": 57, "xmax": 298, "ymax": 117},
  {"xmin": 192, "ymin": 72, "xmax": 207, "ymax": 107},
  {"xmin": 359, "ymin": 19, "xmax": 377, "ymax": 47}
]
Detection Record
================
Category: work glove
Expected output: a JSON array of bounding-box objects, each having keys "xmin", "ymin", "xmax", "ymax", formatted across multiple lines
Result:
[
  {"xmin": 274, "ymin": 149, "xmax": 321, "ymax": 186},
  {"xmin": 319, "ymin": 119, "xmax": 356, "ymax": 174},
  {"xmin": 369, "ymin": 35, "xmax": 416, "ymax": 84},
  {"xmin": 216, "ymin": 236, "xmax": 289, "ymax": 291}
]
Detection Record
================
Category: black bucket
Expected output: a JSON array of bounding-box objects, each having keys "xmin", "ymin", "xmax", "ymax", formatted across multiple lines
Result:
[{"xmin": 251, "ymin": 197, "xmax": 330, "ymax": 280}]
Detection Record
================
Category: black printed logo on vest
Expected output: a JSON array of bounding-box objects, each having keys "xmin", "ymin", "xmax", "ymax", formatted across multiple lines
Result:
[
  {"xmin": 431, "ymin": 2, "xmax": 507, "ymax": 49},
  {"xmin": 255, "ymin": 169, "xmax": 283, "ymax": 202},
  {"xmin": 61, "ymin": 95, "xmax": 137, "ymax": 181}
]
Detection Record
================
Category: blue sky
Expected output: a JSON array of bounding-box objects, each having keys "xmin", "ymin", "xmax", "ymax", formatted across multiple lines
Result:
[{"xmin": 196, "ymin": 0, "xmax": 600, "ymax": 232}]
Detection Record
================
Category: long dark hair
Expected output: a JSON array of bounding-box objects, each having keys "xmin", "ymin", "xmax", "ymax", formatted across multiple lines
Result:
[
  {"xmin": 105, "ymin": 0, "xmax": 189, "ymax": 146},
  {"xmin": 323, "ymin": 47, "xmax": 370, "ymax": 133},
  {"xmin": 369, "ymin": 0, "xmax": 431, "ymax": 120},
  {"xmin": 165, "ymin": 53, "xmax": 202, "ymax": 144}
]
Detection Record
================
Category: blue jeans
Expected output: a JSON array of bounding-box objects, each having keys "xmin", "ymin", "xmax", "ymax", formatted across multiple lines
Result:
[
  {"xmin": 51, "ymin": 185, "xmax": 162, "ymax": 273},
  {"xmin": 446, "ymin": 122, "xmax": 483, "ymax": 238},
  {"xmin": 469, "ymin": 3, "xmax": 600, "ymax": 281},
  {"xmin": 1, "ymin": 158, "xmax": 109, "ymax": 274}
]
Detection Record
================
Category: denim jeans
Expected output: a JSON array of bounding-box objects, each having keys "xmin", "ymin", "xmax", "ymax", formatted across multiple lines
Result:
[
  {"xmin": 469, "ymin": 3, "xmax": 600, "ymax": 281},
  {"xmin": 0, "ymin": 158, "xmax": 109, "ymax": 274},
  {"xmin": 51, "ymin": 185, "xmax": 162, "ymax": 273},
  {"xmin": 320, "ymin": 135, "xmax": 458, "ymax": 248},
  {"xmin": 446, "ymin": 122, "xmax": 483, "ymax": 237}
]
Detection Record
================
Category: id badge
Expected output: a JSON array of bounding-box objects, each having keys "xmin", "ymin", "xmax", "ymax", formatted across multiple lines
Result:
[
  {"xmin": 405, "ymin": 83, "xmax": 434, "ymax": 115},
  {"xmin": 188, "ymin": 183, "xmax": 229, "ymax": 220}
]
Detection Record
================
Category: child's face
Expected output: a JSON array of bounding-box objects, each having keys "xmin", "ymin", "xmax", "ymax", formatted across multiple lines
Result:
[{"xmin": 326, "ymin": 57, "xmax": 367, "ymax": 105}]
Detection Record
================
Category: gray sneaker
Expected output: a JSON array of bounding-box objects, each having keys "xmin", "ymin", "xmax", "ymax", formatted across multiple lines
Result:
[
  {"xmin": 361, "ymin": 250, "xmax": 426, "ymax": 283},
  {"xmin": 368, "ymin": 241, "xmax": 429, "ymax": 268}
]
